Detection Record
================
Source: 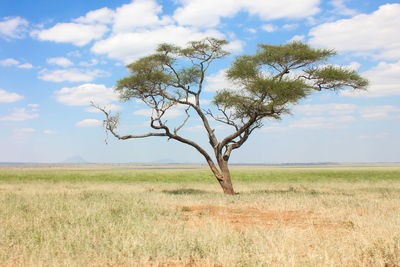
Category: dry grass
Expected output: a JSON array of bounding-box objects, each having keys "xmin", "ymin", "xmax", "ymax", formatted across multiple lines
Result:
[{"xmin": 1, "ymin": 178, "xmax": 400, "ymax": 266}]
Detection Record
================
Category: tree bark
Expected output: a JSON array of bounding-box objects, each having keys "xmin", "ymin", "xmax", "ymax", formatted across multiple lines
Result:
[{"xmin": 217, "ymin": 159, "xmax": 235, "ymax": 195}]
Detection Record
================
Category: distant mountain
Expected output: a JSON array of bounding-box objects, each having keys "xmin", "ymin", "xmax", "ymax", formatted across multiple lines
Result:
[{"xmin": 62, "ymin": 156, "xmax": 89, "ymax": 164}]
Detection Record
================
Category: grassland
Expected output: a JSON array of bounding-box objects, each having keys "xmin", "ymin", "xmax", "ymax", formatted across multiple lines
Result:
[{"xmin": 1, "ymin": 165, "xmax": 400, "ymax": 266}]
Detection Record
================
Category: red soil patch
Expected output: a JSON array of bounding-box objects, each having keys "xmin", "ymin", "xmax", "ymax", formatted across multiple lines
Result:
[{"xmin": 180, "ymin": 205, "xmax": 345, "ymax": 230}]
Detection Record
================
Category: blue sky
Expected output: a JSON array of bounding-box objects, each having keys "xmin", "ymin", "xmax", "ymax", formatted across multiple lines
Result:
[{"xmin": 0, "ymin": 0, "xmax": 399, "ymax": 163}]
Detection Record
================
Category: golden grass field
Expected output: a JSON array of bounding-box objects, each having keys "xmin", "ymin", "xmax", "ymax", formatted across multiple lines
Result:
[{"xmin": 0, "ymin": 165, "xmax": 399, "ymax": 266}]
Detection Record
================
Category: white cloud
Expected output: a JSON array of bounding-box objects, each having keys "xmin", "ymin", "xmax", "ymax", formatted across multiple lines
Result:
[
  {"xmin": 204, "ymin": 68, "xmax": 239, "ymax": 92},
  {"xmin": 0, "ymin": 58, "xmax": 33, "ymax": 69},
  {"xmin": 47, "ymin": 57, "xmax": 74, "ymax": 67},
  {"xmin": 183, "ymin": 96, "xmax": 211, "ymax": 106},
  {"xmin": 0, "ymin": 58, "xmax": 19, "ymax": 66},
  {"xmin": 288, "ymin": 116, "xmax": 355, "ymax": 129},
  {"xmin": 262, "ymin": 24, "xmax": 278, "ymax": 33},
  {"xmin": 79, "ymin": 59, "xmax": 99, "ymax": 67},
  {"xmin": 288, "ymin": 35, "xmax": 305, "ymax": 42},
  {"xmin": 112, "ymin": 0, "xmax": 171, "ymax": 33},
  {"xmin": 341, "ymin": 61, "xmax": 400, "ymax": 97},
  {"xmin": 27, "ymin": 104, "xmax": 39, "ymax": 108},
  {"xmin": 294, "ymin": 103, "xmax": 357, "ymax": 116},
  {"xmin": 0, "ymin": 16, "xmax": 28, "ymax": 39},
  {"xmin": 33, "ymin": 23, "xmax": 109, "ymax": 46},
  {"xmin": 261, "ymin": 115, "xmax": 355, "ymax": 132},
  {"xmin": 92, "ymin": 25, "xmax": 224, "ymax": 63},
  {"xmin": 85, "ymin": 103, "xmax": 122, "ymax": 113},
  {"xmin": 246, "ymin": 28, "xmax": 257, "ymax": 34},
  {"xmin": 75, "ymin": 119, "xmax": 102, "ymax": 127},
  {"xmin": 223, "ymin": 40, "xmax": 244, "ymax": 53},
  {"xmin": 13, "ymin": 128, "xmax": 35, "ymax": 133},
  {"xmin": 0, "ymin": 108, "xmax": 39, "ymax": 121},
  {"xmin": 330, "ymin": 0, "xmax": 357, "ymax": 16},
  {"xmin": 0, "ymin": 89, "xmax": 23, "ymax": 103},
  {"xmin": 38, "ymin": 68, "xmax": 107, "ymax": 82},
  {"xmin": 133, "ymin": 108, "xmax": 152, "ymax": 117},
  {"xmin": 67, "ymin": 50, "xmax": 81, "ymax": 58},
  {"xmin": 309, "ymin": 4, "xmax": 400, "ymax": 60},
  {"xmin": 18, "ymin": 63, "xmax": 33, "ymax": 69},
  {"xmin": 173, "ymin": 0, "xmax": 320, "ymax": 27},
  {"xmin": 74, "ymin": 7, "xmax": 115, "ymax": 25},
  {"xmin": 55, "ymin": 83, "xmax": 118, "ymax": 107},
  {"xmin": 359, "ymin": 105, "xmax": 400, "ymax": 120},
  {"xmin": 282, "ymin": 23, "xmax": 299, "ymax": 30},
  {"xmin": 134, "ymin": 107, "xmax": 184, "ymax": 119},
  {"xmin": 43, "ymin": 130, "xmax": 57, "ymax": 135}
]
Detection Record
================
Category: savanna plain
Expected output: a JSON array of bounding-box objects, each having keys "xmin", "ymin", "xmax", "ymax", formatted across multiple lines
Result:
[{"xmin": 0, "ymin": 164, "xmax": 399, "ymax": 266}]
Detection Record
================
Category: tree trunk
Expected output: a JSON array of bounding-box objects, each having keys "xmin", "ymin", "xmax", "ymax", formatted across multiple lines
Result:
[
  {"xmin": 217, "ymin": 160, "xmax": 235, "ymax": 195},
  {"xmin": 205, "ymin": 157, "xmax": 235, "ymax": 195}
]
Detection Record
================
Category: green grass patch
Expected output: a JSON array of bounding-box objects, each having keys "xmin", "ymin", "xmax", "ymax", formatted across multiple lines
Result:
[{"xmin": 0, "ymin": 167, "xmax": 399, "ymax": 183}]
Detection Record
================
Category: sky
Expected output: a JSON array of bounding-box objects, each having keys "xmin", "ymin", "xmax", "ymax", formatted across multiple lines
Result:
[{"xmin": 0, "ymin": 0, "xmax": 399, "ymax": 164}]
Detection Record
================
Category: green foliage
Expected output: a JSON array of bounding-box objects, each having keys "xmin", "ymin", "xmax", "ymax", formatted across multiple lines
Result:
[
  {"xmin": 115, "ymin": 37, "xmax": 229, "ymax": 104},
  {"xmin": 256, "ymin": 42, "xmax": 335, "ymax": 67},
  {"xmin": 216, "ymin": 41, "xmax": 367, "ymax": 123},
  {"xmin": 305, "ymin": 65, "xmax": 369, "ymax": 90}
]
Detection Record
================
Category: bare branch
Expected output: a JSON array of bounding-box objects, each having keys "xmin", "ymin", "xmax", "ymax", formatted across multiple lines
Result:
[
  {"xmin": 174, "ymin": 107, "xmax": 190, "ymax": 135},
  {"xmin": 92, "ymin": 103, "xmax": 167, "ymax": 141}
]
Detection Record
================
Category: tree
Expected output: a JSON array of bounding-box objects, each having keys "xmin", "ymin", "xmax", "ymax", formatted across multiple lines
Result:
[{"xmin": 96, "ymin": 38, "xmax": 368, "ymax": 195}]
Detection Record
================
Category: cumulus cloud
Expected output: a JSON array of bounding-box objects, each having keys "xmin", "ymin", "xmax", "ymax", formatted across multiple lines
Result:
[
  {"xmin": 329, "ymin": 0, "xmax": 358, "ymax": 16},
  {"xmin": 0, "ymin": 58, "xmax": 19, "ymax": 66},
  {"xmin": 0, "ymin": 58, "xmax": 33, "ymax": 69},
  {"xmin": 43, "ymin": 130, "xmax": 57, "ymax": 135},
  {"xmin": 79, "ymin": 59, "xmax": 99, "ymax": 67},
  {"xmin": 282, "ymin": 23, "xmax": 299, "ymax": 30},
  {"xmin": 0, "ymin": 89, "xmax": 23, "ymax": 103},
  {"xmin": 38, "ymin": 68, "xmax": 107, "ymax": 82},
  {"xmin": 47, "ymin": 57, "xmax": 74, "ymax": 67},
  {"xmin": 288, "ymin": 116, "xmax": 355, "ymax": 129},
  {"xmin": 173, "ymin": 0, "xmax": 320, "ymax": 27},
  {"xmin": 112, "ymin": 0, "xmax": 172, "ymax": 33},
  {"xmin": 134, "ymin": 107, "xmax": 184, "ymax": 119},
  {"xmin": 74, "ymin": 7, "xmax": 115, "ymax": 25},
  {"xmin": 204, "ymin": 68, "xmax": 239, "ymax": 92},
  {"xmin": 92, "ymin": 25, "xmax": 224, "ymax": 63},
  {"xmin": 359, "ymin": 105, "xmax": 400, "ymax": 120},
  {"xmin": 55, "ymin": 83, "xmax": 118, "ymax": 107},
  {"xmin": 294, "ymin": 103, "xmax": 357, "ymax": 116},
  {"xmin": 75, "ymin": 119, "xmax": 102, "ymax": 127},
  {"xmin": 18, "ymin": 63, "xmax": 33, "ymax": 69},
  {"xmin": 262, "ymin": 102, "xmax": 400, "ymax": 132},
  {"xmin": 309, "ymin": 4, "xmax": 400, "ymax": 60},
  {"xmin": 262, "ymin": 115, "xmax": 355, "ymax": 132},
  {"xmin": 32, "ymin": 23, "xmax": 109, "ymax": 46},
  {"xmin": 294, "ymin": 103, "xmax": 400, "ymax": 121},
  {"xmin": 288, "ymin": 35, "xmax": 305, "ymax": 42},
  {"xmin": 0, "ymin": 16, "xmax": 28, "ymax": 39},
  {"xmin": 262, "ymin": 24, "xmax": 278, "ymax": 33},
  {"xmin": 0, "ymin": 108, "xmax": 39, "ymax": 121},
  {"xmin": 341, "ymin": 61, "xmax": 400, "ymax": 97},
  {"xmin": 85, "ymin": 103, "xmax": 122, "ymax": 113},
  {"xmin": 27, "ymin": 104, "xmax": 39, "ymax": 108}
]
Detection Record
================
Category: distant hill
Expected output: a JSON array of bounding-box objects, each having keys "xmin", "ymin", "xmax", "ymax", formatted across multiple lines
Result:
[{"xmin": 62, "ymin": 156, "xmax": 89, "ymax": 164}]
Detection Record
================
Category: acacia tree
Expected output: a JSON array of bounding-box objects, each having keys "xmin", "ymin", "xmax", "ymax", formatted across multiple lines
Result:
[{"xmin": 97, "ymin": 38, "xmax": 367, "ymax": 195}]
